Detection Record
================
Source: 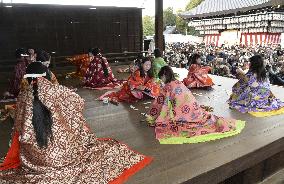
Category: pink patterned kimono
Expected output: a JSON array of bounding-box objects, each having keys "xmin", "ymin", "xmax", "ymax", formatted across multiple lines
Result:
[
  {"xmin": 0, "ymin": 78, "xmax": 152, "ymax": 183},
  {"xmin": 147, "ymin": 80, "xmax": 245, "ymax": 144},
  {"xmin": 83, "ymin": 56, "xmax": 123, "ymax": 90}
]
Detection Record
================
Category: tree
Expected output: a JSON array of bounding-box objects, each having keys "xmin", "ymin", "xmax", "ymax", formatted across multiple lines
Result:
[
  {"xmin": 176, "ymin": 9, "xmax": 188, "ymax": 35},
  {"xmin": 143, "ymin": 15, "xmax": 154, "ymax": 36},
  {"xmin": 163, "ymin": 7, "xmax": 176, "ymax": 28},
  {"xmin": 186, "ymin": 0, "xmax": 205, "ymax": 11},
  {"xmin": 184, "ymin": 0, "xmax": 205, "ymax": 35}
]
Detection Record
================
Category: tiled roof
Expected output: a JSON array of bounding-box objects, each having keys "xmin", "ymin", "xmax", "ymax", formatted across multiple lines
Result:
[{"xmin": 180, "ymin": 0, "xmax": 284, "ymax": 18}]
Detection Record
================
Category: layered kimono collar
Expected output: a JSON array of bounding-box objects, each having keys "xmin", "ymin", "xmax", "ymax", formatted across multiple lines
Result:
[{"xmin": 23, "ymin": 72, "xmax": 46, "ymax": 79}]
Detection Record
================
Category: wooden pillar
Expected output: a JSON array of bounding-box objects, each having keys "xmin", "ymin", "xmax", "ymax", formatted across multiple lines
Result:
[{"xmin": 155, "ymin": 0, "xmax": 163, "ymax": 52}]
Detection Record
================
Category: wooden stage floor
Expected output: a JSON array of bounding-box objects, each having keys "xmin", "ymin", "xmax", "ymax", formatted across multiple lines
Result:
[{"xmin": 0, "ymin": 69, "xmax": 284, "ymax": 184}]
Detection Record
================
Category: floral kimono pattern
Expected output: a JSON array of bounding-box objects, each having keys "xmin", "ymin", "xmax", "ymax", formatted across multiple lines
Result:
[
  {"xmin": 183, "ymin": 64, "xmax": 214, "ymax": 88},
  {"xmin": 0, "ymin": 78, "xmax": 152, "ymax": 183},
  {"xmin": 66, "ymin": 54, "xmax": 91, "ymax": 78},
  {"xmin": 147, "ymin": 80, "xmax": 245, "ymax": 144},
  {"xmin": 83, "ymin": 56, "xmax": 123, "ymax": 89},
  {"xmin": 102, "ymin": 70, "xmax": 160, "ymax": 103},
  {"xmin": 228, "ymin": 72, "xmax": 284, "ymax": 115}
]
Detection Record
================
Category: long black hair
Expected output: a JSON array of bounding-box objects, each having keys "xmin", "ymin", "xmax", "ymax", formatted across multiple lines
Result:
[
  {"xmin": 154, "ymin": 48, "xmax": 162, "ymax": 58},
  {"xmin": 138, "ymin": 57, "xmax": 152, "ymax": 78},
  {"xmin": 90, "ymin": 47, "xmax": 109, "ymax": 77},
  {"xmin": 249, "ymin": 55, "xmax": 267, "ymax": 81},
  {"xmin": 158, "ymin": 66, "xmax": 176, "ymax": 84},
  {"xmin": 35, "ymin": 50, "xmax": 52, "ymax": 81},
  {"xmin": 190, "ymin": 53, "xmax": 201, "ymax": 65},
  {"xmin": 26, "ymin": 62, "xmax": 53, "ymax": 148}
]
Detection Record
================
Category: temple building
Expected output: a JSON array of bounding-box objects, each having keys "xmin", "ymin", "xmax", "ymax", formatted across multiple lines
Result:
[{"xmin": 180, "ymin": 0, "xmax": 284, "ymax": 46}]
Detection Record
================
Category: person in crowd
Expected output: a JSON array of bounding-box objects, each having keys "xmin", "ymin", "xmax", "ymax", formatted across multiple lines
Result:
[{"xmin": 206, "ymin": 50, "xmax": 216, "ymax": 63}]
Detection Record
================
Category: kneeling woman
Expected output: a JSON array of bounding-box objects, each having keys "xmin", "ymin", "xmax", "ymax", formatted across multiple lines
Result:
[
  {"xmin": 83, "ymin": 48, "xmax": 123, "ymax": 89},
  {"xmin": 102, "ymin": 57, "xmax": 160, "ymax": 103},
  {"xmin": 0, "ymin": 62, "xmax": 152, "ymax": 183},
  {"xmin": 183, "ymin": 53, "xmax": 214, "ymax": 88},
  {"xmin": 228, "ymin": 55, "xmax": 284, "ymax": 117},
  {"xmin": 147, "ymin": 66, "xmax": 245, "ymax": 144},
  {"xmin": 66, "ymin": 51, "xmax": 92, "ymax": 78}
]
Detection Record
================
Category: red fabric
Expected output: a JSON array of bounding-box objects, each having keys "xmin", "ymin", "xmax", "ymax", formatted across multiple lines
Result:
[
  {"xmin": 183, "ymin": 64, "xmax": 214, "ymax": 88},
  {"xmin": 84, "ymin": 56, "xmax": 123, "ymax": 89},
  {"xmin": 216, "ymin": 35, "xmax": 219, "ymax": 47},
  {"xmin": 255, "ymin": 34, "xmax": 258, "ymax": 45},
  {"xmin": 93, "ymin": 138, "xmax": 153, "ymax": 184},
  {"xmin": 0, "ymin": 131, "xmax": 20, "ymax": 171},
  {"xmin": 66, "ymin": 54, "xmax": 91, "ymax": 77},
  {"xmin": 240, "ymin": 33, "xmax": 281, "ymax": 46},
  {"xmin": 109, "ymin": 157, "xmax": 152, "ymax": 184},
  {"xmin": 104, "ymin": 70, "xmax": 160, "ymax": 103},
  {"xmin": 204, "ymin": 34, "xmax": 220, "ymax": 46}
]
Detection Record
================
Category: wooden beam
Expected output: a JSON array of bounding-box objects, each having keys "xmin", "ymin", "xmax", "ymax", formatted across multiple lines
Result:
[{"xmin": 155, "ymin": 0, "xmax": 164, "ymax": 52}]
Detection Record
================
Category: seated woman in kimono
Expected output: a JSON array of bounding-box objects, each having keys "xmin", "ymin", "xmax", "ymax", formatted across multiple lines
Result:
[
  {"xmin": 228, "ymin": 55, "xmax": 284, "ymax": 117},
  {"xmin": 66, "ymin": 50, "xmax": 93, "ymax": 78},
  {"xmin": 36, "ymin": 50, "xmax": 58, "ymax": 84},
  {"xmin": 0, "ymin": 62, "xmax": 152, "ymax": 183},
  {"xmin": 83, "ymin": 48, "xmax": 123, "ymax": 90},
  {"xmin": 183, "ymin": 53, "xmax": 214, "ymax": 88},
  {"xmin": 1, "ymin": 51, "xmax": 59, "ymax": 121},
  {"xmin": 20, "ymin": 50, "xmax": 58, "ymax": 90},
  {"xmin": 4, "ymin": 48, "xmax": 30, "ymax": 99},
  {"xmin": 152, "ymin": 48, "xmax": 167, "ymax": 80},
  {"xmin": 27, "ymin": 47, "xmax": 36, "ymax": 63},
  {"xmin": 147, "ymin": 66, "xmax": 245, "ymax": 144},
  {"xmin": 101, "ymin": 57, "xmax": 160, "ymax": 104}
]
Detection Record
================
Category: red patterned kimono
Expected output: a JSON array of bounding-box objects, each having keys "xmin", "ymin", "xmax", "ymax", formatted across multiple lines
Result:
[
  {"xmin": 102, "ymin": 70, "xmax": 160, "ymax": 103},
  {"xmin": 0, "ymin": 78, "xmax": 152, "ymax": 183},
  {"xmin": 83, "ymin": 56, "xmax": 123, "ymax": 90},
  {"xmin": 66, "ymin": 54, "xmax": 91, "ymax": 78},
  {"xmin": 8, "ymin": 60, "xmax": 29, "ymax": 97},
  {"xmin": 183, "ymin": 64, "xmax": 214, "ymax": 88}
]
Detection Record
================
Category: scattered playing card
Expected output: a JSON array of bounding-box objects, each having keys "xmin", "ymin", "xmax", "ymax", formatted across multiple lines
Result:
[{"xmin": 145, "ymin": 106, "xmax": 149, "ymax": 109}]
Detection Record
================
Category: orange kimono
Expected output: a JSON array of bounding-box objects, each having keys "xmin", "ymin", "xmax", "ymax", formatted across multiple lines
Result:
[
  {"xmin": 66, "ymin": 54, "xmax": 91, "ymax": 78},
  {"xmin": 103, "ymin": 70, "xmax": 160, "ymax": 103},
  {"xmin": 183, "ymin": 64, "xmax": 214, "ymax": 88}
]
